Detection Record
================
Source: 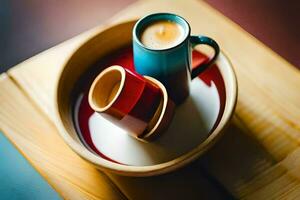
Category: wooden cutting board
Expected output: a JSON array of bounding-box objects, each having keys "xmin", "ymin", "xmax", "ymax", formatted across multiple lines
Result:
[{"xmin": 1, "ymin": 0, "xmax": 300, "ymax": 199}]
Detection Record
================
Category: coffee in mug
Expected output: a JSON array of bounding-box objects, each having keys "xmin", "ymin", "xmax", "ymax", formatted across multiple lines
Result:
[{"xmin": 140, "ymin": 20, "xmax": 185, "ymax": 50}]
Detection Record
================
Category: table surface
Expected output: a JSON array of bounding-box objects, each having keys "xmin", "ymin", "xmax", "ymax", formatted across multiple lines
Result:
[{"xmin": 1, "ymin": 0, "xmax": 300, "ymax": 199}]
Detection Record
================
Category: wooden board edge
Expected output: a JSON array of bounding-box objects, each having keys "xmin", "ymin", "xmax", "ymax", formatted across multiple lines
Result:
[{"xmin": 0, "ymin": 74, "xmax": 63, "ymax": 198}]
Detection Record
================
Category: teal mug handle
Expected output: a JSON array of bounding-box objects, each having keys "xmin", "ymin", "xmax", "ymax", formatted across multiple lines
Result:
[{"xmin": 190, "ymin": 35, "xmax": 220, "ymax": 79}]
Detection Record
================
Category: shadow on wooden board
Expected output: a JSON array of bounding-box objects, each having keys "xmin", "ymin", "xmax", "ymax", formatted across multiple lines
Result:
[
  {"xmin": 103, "ymin": 115, "xmax": 290, "ymax": 199},
  {"xmin": 199, "ymin": 115, "xmax": 284, "ymax": 199},
  {"xmin": 106, "ymin": 162, "xmax": 234, "ymax": 200}
]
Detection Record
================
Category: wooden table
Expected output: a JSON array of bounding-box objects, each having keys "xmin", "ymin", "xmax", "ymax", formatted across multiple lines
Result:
[{"xmin": 1, "ymin": 0, "xmax": 300, "ymax": 199}]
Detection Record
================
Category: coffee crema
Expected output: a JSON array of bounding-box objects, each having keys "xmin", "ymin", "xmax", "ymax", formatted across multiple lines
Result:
[{"xmin": 140, "ymin": 20, "xmax": 185, "ymax": 50}]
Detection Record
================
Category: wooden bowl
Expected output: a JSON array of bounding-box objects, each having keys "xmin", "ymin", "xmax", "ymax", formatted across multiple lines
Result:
[{"xmin": 54, "ymin": 20, "xmax": 237, "ymax": 176}]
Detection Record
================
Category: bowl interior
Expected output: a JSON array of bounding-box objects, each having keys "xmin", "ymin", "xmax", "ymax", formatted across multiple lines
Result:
[{"xmin": 56, "ymin": 20, "xmax": 237, "ymax": 176}]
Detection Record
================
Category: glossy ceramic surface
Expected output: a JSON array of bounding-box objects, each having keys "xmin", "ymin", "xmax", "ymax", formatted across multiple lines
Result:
[
  {"xmin": 88, "ymin": 65, "xmax": 162, "ymax": 137},
  {"xmin": 133, "ymin": 13, "xmax": 220, "ymax": 104}
]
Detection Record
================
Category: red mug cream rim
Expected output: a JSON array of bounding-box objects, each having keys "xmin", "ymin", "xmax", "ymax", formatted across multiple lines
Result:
[
  {"xmin": 139, "ymin": 76, "xmax": 174, "ymax": 140},
  {"xmin": 88, "ymin": 65, "xmax": 126, "ymax": 113}
]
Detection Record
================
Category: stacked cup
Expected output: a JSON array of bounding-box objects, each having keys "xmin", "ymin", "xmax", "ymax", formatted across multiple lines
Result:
[
  {"xmin": 89, "ymin": 13, "xmax": 219, "ymax": 141},
  {"xmin": 89, "ymin": 65, "xmax": 175, "ymax": 141}
]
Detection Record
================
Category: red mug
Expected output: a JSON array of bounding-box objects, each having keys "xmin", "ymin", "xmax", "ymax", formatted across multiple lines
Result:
[{"xmin": 88, "ymin": 65, "xmax": 162, "ymax": 137}]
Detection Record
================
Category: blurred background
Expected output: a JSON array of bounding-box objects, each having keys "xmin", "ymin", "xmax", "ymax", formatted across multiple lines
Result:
[{"xmin": 1, "ymin": 0, "xmax": 300, "ymax": 73}]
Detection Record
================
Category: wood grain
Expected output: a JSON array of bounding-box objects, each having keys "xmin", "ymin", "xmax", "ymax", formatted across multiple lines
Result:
[
  {"xmin": 5, "ymin": 0, "xmax": 300, "ymax": 199},
  {"xmin": 0, "ymin": 74, "xmax": 125, "ymax": 200}
]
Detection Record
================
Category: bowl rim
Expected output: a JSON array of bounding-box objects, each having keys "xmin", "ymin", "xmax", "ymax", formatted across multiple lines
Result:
[{"xmin": 54, "ymin": 20, "xmax": 238, "ymax": 177}]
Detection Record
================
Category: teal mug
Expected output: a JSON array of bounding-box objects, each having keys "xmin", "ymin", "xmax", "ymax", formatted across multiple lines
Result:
[{"xmin": 133, "ymin": 13, "xmax": 220, "ymax": 104}]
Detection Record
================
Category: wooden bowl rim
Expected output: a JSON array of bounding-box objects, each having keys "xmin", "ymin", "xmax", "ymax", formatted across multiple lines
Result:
[{"xmin": 54, "ymin": 20, "xmax": 238, "ymax": 176}]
